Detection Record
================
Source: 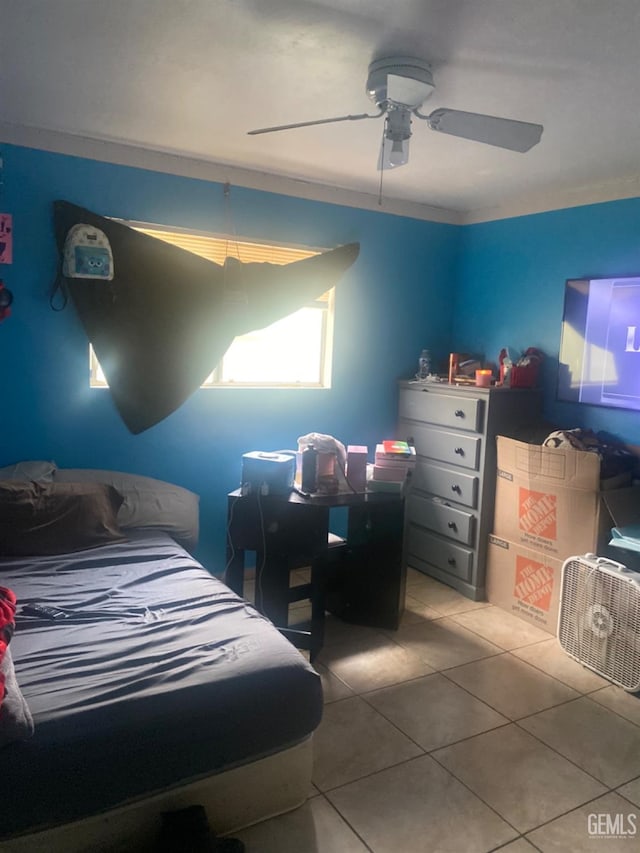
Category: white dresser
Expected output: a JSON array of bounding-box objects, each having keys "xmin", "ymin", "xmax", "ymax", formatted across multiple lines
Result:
[{"xmin": 398, "ymin": 381, "xmax": 541, "ymax": 600}]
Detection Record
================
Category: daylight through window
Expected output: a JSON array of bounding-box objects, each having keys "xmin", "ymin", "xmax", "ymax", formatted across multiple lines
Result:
[{"xmin": 90, "ymin": 223, "xmax": 333, "ymax": 389}]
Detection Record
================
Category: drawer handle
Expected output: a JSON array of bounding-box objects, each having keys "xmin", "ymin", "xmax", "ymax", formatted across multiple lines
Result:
[
  {"xmin": 454, "ymin": 409, "xmax": 465, "ymax": 418},
  {"xmin": 447, "ymin": 557, "xmax": 457, "ymax": 566},
  {"xmin": 447, "ymin": 521, "xmax": 457, "ymax": 531},
  {"xmin": 451, "ymin": 485, "xmax": 461, "ymax": 494},
  {"xmin": 454, "ymin": 447, "xmax": 465, "ymax": 456}
]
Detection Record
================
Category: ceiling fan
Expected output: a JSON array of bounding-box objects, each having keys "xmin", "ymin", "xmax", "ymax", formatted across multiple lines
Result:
[{"xmin": 248, "ymin": 56, "xmax": 543, "ymax": 169}]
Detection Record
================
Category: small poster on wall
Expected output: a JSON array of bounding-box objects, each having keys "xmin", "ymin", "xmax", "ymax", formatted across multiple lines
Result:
[{"xmin": 0, "ymin": 214, "xmax": 13, "ymax": 264}]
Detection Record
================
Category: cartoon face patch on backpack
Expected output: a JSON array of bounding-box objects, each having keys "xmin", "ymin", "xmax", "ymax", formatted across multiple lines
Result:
[{"xmin": 62, "ymin": 224, "xmax": 114, "ymax": 280}]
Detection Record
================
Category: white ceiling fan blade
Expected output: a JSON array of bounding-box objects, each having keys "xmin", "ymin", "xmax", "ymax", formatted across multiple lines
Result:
[
  {"xmin": 423, "ymin": 108, "xmax": 543, "ymax": 152},
  {"xmin": 386, "ymin": 73, "xmax": 434, "ymax": 109},
  {"xmin": 248, "ymin": 111, "xmax": 383, "ymax": 135},
  {"xmin": 377, "ymin": 135, "xmax": 410, "ymax": 171}
]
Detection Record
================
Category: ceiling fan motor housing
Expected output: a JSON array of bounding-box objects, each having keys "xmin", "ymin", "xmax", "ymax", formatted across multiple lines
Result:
[
  {"xmin": 366, "ymin": 56, "xmax": 434, "ymax": 109},
  {"xmin": 386, "ymin": 109, "xmax": 412, "ymax": 142}
]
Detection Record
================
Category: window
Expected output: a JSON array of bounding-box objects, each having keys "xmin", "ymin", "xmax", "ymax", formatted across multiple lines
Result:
[{"xmin": 90, "ymin": 223, "xmax": 333, "ymax": 389}]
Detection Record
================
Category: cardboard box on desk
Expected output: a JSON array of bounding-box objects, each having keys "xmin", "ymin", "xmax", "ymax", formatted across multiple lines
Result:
[
  {"xmin": 486, "ymin": 535, "xmax": 563, "ymax": 635},
  {"xmin": 493, "ymin": 436, "xmax": 630, "ymax": 558}
]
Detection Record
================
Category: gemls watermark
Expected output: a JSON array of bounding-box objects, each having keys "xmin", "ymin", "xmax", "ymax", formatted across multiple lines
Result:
[{"xmin": 587, "ymin": 812, "xmax": 637, "ymax": 839}]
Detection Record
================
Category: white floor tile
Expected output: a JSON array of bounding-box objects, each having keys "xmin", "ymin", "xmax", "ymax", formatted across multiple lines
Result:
[
  {"xmin": 451, "ymin": 605, "xmax": 552, "ymax": 650},
  {"xmin": 407, "ymin": 575, "xmax": 491, "ymax": 616},
  {"xmin": 617, "ymin": 776, "xmax": 640, "ymax": 807},
  {"xmin": 511, "ymin": 638, "xmax": 610, "ymax": 693},
  {"xmin": 589, "ymin": 685, "xmax": 640, "ymax": 727},
  {"xmin": 312, "ymin": 696, "xmax": 422, "ymax": 791},
  {"xmin": 327, "ymin": 754, "xmax": 517, "ymax": 853},
  {"xmin": 519, "ymin": 696, "xmax": 640, "ymax": 787},
  {"xmin": 317, "ymin": 631, "xmax": 433, "ymax": 693},
  {"xmin": 445, "ymin": 653, "xmax": 580, "ymax": 719},
  {"xmin": 433, "ymin": 725, "xmax": 606, "ymax": 833},
  {"xmin": 312, "ymin": 661, "xmax": 354, "ymax": 703},
  {"xmin": 526, "ymin": 792, "xmax": 640, "ymax": 852},
  {"xmin": 365, "ymin": 672, "xmax": 508, "ymax": 751},
  {"xmin": 233, "ymin": 794, "xmax": 370, "ymax": 853},
  {"xmin": 392, "ymin": 616, "xmax": 503, "ymax": 671},
  {"xmin": 494, "ymin": 840, "xmax": 539, "ymax": 852}
]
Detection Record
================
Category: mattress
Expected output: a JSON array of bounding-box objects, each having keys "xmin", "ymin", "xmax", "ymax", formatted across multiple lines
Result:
[{"xmin": 1, "ymin": 531, "xmax": 323, "ymax": 838}]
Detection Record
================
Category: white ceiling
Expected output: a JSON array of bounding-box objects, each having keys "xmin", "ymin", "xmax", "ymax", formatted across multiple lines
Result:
[{"xmin": 3, "ymin": 0, "xmax": 640, "ymax": 221}]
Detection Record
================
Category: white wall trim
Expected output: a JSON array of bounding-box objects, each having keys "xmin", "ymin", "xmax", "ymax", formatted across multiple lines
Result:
[
  {"xmin": 3, "ymin": 121, "xmax": 639, "ymax": 226},
  {"xmin": 0, "ymin": 122, "xmax": 462, "ymax": 225},
  {"xmin": 461, "ymin": 177, "xmax": 640, "ymax": 224}
]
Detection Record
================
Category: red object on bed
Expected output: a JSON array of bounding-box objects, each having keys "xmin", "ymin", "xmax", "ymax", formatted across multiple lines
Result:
[{"xmin": 0, "ymin": 586, "xmax": 17, "ymax": 706}]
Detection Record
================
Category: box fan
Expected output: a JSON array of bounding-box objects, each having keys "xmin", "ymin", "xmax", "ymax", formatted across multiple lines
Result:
[{"xmin": 558, "ymin": 555, "xmax": 640, "ymax": 692}]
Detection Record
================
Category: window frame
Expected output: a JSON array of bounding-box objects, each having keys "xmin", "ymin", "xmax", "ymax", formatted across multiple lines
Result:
[{"xmin": 89, "ymin": 221, "xmax": 334, "ymax": 390}]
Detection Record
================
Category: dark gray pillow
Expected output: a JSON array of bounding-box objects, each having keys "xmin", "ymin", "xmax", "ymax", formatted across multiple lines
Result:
[
  {"xmin": 54, "ymin": 469, "xmax": 199, "ymax": 547},
  {"xmin": 0, "ymin": 481, "xmax": 125, "ymax": 556},
  {"xmin": 0, "ymin": 648, "xmax": 34, "ymax": 747}
]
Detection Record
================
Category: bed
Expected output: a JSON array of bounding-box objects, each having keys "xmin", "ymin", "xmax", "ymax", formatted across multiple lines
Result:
[{"xmin": 0, "ymin": 463, "xmax": 323, "ymax": 852}]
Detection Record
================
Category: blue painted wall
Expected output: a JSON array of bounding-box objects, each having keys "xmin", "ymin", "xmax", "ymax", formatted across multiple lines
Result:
[
  {"xmin": 6, "ymin": 142, "xmax": 640, "ymax": 567},
  {"xmin": 454, "ymin": 199, "xmax": 640, "ymax": 446},
  {"xmin": 0, "ymin": 143, "xmax": 458, "ymax": 568}
]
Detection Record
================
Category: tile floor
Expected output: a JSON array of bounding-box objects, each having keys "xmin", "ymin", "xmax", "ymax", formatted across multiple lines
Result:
[{"xmin": 236, "ymin": 568, "xmax": 640, "ymax": 853}]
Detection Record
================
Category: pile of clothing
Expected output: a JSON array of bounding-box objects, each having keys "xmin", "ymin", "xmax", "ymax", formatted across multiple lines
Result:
[{"xmin": 543, "ymin": 428, "xmax": 637, "ymax": 480}]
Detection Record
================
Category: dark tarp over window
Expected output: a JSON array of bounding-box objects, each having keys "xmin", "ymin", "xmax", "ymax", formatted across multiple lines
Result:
[{"xmin": 53, "ymin": 201, "xmax": 359, "ymax": 434}]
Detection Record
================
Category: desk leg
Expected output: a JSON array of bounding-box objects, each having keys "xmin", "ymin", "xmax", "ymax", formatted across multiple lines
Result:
[
  {"xmin": 308, "ymin": 555, "xmax": 327, "ymax": 661},
  {"xmin": 255, "ymin": 552, "xmax": 290, "ymax": 629}
]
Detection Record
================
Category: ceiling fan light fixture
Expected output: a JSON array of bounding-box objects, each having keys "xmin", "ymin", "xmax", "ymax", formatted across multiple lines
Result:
[
  {"xmin": 378, "ymin": 108, "xmax": 412, "ymax": 170},
  {"xmin": 388, "ymin": 138, "xmax": 409, "ymax": 168},
  {"xmin": 366, "ymin": 56, "xmax": 434, "ymax": 109}
]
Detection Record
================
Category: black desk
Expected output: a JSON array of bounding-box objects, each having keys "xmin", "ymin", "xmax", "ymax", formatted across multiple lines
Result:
[{"xmin": 224, "ymin": 489, "xmax": 406, "ymax": 657}]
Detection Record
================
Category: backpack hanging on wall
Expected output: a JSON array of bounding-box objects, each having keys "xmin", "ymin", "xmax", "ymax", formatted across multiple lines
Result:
[{"xmin": 62, "ymin": 224, "xmax": 114, "ymax": 280}]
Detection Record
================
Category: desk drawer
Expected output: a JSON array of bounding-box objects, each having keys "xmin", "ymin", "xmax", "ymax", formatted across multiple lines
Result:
[
  {"xmin": 407, "ymin": 495, "xmax": 474, "ymax": 546},
  {"xmin": 411, "ymin": 460, "xmax": 478, "ymax": 508},
  {"xmin": 401, "ymin": 422, "xmax": 481, "ymax": 470},
  {"xmin": 399, "ymin": 388, "xmax": 481, "ymax": 431},
  {"xmin": 406, "ymin": 525, "xmax": 473, "ymax": 582}
]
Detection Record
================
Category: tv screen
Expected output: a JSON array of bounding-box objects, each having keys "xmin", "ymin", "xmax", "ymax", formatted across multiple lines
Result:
[{"xmin": 558, "ymin": 276, "xmax": 640, "ymax": 411}]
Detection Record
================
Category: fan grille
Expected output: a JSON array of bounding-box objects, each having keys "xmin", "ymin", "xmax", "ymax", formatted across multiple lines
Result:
[{"xmin": 558, "ymin": 557, "xmax": 640, "ymax": 691}]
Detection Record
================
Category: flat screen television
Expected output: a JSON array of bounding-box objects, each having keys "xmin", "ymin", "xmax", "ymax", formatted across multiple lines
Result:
[{"xmin": 558, "ymin": 276, "xmax": 640, "ymax": 411}]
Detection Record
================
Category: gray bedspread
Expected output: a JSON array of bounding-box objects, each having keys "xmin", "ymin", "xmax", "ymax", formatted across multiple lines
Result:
[{"xmin": 0, "ymin": 531, "xmax": 322, "ymax": 838}]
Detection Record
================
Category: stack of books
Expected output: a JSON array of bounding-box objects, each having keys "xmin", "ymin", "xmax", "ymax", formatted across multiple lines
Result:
[{"xmin": 367, "ymin": 440, "xmax": 416, "ymax": 492}]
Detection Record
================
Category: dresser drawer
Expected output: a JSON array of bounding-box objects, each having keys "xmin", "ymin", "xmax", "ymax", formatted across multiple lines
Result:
[
  {"xmin": 399, "ymin": 388, "xmax": 482, "ymax": 432},
  {"xmin": 401, "ymin": 422, "xmax": 481, "ymax": 470},
  {"xmin": 406, "ymin": 494, "xmax": 474, "ymax": 546},
  {"xmin": 406, "ymin": 525, "xmax": 473, "ymax": 582},
  {"xmin": 411, "ymin": 460, "xmax": 478, "ymax": 508}
]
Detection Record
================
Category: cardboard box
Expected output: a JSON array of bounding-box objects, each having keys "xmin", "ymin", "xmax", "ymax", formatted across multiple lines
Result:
[
  {"xmin": 486, "ymin": 534, "xmax": 563, "ymax": 634},
  {"xmin": 493, "ymin": 436, "xmax": 629, "ymax": 559}
]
